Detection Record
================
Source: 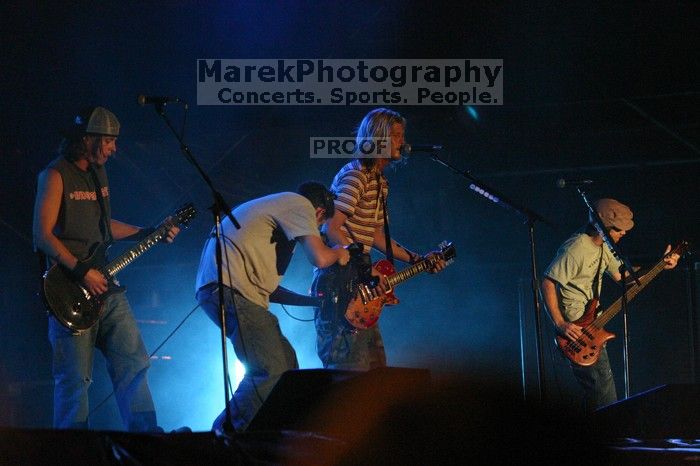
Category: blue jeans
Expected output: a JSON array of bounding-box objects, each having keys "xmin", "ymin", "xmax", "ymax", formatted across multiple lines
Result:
[
  {"xmin": 48, "ymin": 292, "xmax": 157, "ymax": 431},
  {"xmin": 570, "ymin": 346, "xmax": 618, "ymax": 411},
  {"xmin": 196, "ymin": 284, "xmax": 298, "ymax": 432},
  {"xmin": 312, "ymin": 265, "xmax": 387, "ymax": 371}
]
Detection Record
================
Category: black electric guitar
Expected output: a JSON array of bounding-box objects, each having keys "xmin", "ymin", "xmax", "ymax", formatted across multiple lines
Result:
[{"xmin": 42, "ymin": 203, "xmax": 196, "ymax": 331}]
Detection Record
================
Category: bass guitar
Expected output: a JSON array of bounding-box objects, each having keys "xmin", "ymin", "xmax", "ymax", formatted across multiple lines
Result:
[
  {"xmin": 557, "ymin": 240, "xmax": 688, "ymax": 366},
  {"xmin": 344, "ymin": 241, "xmax": 456, "ymax": 330},
  {"xmin": 42, "ymin": 203, "xmax": 196, "ymax": 332}
]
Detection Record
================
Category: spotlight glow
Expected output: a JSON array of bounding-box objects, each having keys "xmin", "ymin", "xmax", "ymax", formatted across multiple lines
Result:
[{"xmin": 465, "ymin": 105, "xmax": 479, "ymax": 121}]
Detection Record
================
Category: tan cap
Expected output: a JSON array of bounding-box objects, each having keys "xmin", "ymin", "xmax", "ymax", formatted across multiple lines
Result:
[{"xmin": 594, "ymin": 198, "xmax": 634, "ymax": 231}]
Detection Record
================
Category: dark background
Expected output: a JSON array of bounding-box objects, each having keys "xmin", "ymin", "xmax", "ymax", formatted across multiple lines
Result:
[{"xmin": 1, "ymin": 1, "xmax": 698, "ymax": 432}]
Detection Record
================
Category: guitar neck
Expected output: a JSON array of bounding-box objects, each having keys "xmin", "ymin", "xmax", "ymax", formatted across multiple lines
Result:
[
  {"xmin": 386, "ymin": 257, "xmax": 434, "ymax": 288},
  {"xmin": 594, "ymin": 256, "xmax": 668, "ymax": 328},
  {"xmin": 102, "ymin": 224, "xmax": 170, "ymax": 278}
]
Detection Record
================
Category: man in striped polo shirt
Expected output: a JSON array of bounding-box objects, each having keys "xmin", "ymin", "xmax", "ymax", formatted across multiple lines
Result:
[{"xmin": 312, "ymin": 108, "xmax": 446, "ymax": 370}]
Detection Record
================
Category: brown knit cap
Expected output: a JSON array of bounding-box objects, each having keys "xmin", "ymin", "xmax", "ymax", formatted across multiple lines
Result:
[{"xmin": 594, "ymin": 198, "xmax": 634, "ymax": 230}]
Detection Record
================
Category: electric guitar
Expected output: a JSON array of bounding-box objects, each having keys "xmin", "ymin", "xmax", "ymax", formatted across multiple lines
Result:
[
  {"xmin": 556, "ymin": 240, "xmax": 688, "ymax": 366},
  {"xmin": 42, "ymin": 203, "xmax": 196, "ymax": 332},
  {"xmin": 344, "ymin": 241, "xmax": 456, "ymax": 330}
]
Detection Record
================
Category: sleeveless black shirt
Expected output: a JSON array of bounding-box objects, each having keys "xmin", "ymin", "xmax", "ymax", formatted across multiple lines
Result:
[{"xmin": 47, "ymin": 156, "xmax": 112, "ymax": 261}]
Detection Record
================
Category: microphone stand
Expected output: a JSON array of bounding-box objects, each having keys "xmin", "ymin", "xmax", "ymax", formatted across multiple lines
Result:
[
  {"xmin": 150, "ymin": 102, "xmax": 241, "ymax": 434},
  {"xmin": 577, "ymin": 187, "xmax": 640, "ymax": 399},
  {"xmin": 426, "ymin": 152, "xmax": 552, "ymax": 404}
]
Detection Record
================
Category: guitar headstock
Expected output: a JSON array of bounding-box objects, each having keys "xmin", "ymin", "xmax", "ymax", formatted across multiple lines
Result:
[
  {"xmin": 671, "ymin": 240, "xmax": 690, "ymax": 257},
  {"xmin": 437, "ymin": 240, "xmax": 456, "ymax": 264},
  {"xmin": 174, "ymin": 203, "xmax": 197, "ymax": 228}
]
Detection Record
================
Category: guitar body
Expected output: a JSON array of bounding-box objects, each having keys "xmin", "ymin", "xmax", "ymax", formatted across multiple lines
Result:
[
  {"xmin": 555, "ymin": 298, "xmax": 616, "ymax": 366},
  {"xmin": 344, "ymin": 259, "xmax": 400, "ymax": 330},
  {"xmin": 42, "ymin": 243, "xmax": 111, "ymax": 332},
  {"xmin": 41, "ymin": 203, "xmax": 196, "ymax": 332},
  {"xmin": 43, "ymin": 264, "xmax": 105, "ymax": 331}
]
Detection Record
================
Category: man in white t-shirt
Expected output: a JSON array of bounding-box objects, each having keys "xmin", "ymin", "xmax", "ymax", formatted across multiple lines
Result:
[{"xmin": 195, "ymin": 181, "xmax": 350, "ymax": 432}]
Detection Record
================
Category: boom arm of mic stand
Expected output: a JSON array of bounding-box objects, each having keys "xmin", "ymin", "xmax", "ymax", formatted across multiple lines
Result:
[{"xmin": 427, "ymin": 154, "xmax": 553, "ymax": 227}]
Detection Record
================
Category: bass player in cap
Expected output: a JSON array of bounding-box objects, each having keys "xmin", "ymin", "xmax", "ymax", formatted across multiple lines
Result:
[{"xmin": 541, "ymin": 198, "xmax": 680, "ymax": 412}]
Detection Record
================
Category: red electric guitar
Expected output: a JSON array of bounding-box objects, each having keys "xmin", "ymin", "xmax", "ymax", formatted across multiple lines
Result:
[{"xmin": 343, "ymin": 241, "xmax": 456, "ymax": 330}]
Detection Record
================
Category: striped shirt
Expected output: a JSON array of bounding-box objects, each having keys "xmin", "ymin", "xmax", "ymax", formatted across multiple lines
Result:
[{"xmin": 329, "ymin": 160, "xmax": 388, "ymax": 251}]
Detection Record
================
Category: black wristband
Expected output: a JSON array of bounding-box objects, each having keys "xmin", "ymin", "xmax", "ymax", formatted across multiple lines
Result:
[{"xmin": 71, "ymin": 261, "xmax": 91, "ymax": 280}]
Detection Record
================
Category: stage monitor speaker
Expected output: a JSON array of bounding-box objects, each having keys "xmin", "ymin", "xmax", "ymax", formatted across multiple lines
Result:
[
  {"xmin": 593, "ymin": 384, "xmax": 700, "ymax": 438},
  {"xmin": 246, "ymin": 367, "xmax": 431, "ymax": 435}
]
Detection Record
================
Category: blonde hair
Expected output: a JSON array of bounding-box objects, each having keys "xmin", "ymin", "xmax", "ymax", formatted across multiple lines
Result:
[{"xmin": 354, "ymin": 108, "xmax": 406, "ymax": 170}]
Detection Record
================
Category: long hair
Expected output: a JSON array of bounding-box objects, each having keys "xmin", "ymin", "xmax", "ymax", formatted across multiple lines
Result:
[
  {"xmin": 354, "ymin": 108, "xmax": 406, "ymax": 170},
  {"xmin": 58, "ymin": 134, "xmax": 103, "ymax": 162}
]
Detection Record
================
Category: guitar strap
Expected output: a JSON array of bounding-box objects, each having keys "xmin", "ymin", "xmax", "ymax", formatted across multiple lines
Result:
[
  {"xmin": 377, "ymin": 173, "xmax": 394, "ymax": 264},
  {"xmin": 88, "ymin": 165, "xmax": 112, "ymax": 245}
]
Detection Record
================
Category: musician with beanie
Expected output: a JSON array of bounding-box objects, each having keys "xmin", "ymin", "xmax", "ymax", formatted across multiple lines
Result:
[{"xmin": 541, "ymin": 198, "xmax": 679, "ymax": 411}]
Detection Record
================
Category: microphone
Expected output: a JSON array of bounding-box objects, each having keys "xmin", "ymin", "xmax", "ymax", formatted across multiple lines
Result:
[
  {"xmin": 556, "ymin": 178, "xmax": 594, "ymax": 188},
  {"xmin": 401, "ymin": 143, "xmax": 443, "ymax": 154},
  {"xmin": 137, "ymin": 95, "xmax": 181, "ymax": 106}
]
